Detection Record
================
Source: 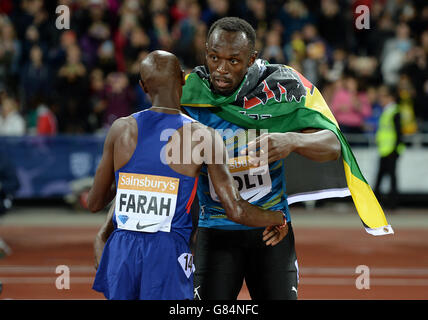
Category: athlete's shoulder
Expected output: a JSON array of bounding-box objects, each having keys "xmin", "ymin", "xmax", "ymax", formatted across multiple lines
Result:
[
  {"xmin": 111, "ymin": 115, "xmax": 136, "ymax": 130},
  {"xmin": 107, "ymin": 115, "xmax": 137, "ymax": 141}
]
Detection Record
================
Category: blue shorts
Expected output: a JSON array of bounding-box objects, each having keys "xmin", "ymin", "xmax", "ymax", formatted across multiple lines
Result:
[{"xmin": 92, "ymin": 229, "xmax": 194, "ymax": 300}]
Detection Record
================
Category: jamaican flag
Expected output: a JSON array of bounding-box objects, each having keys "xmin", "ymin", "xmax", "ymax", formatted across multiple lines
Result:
[{"xmin": 181, "ymin": 59, "xmax": 393, "ymax": 236}]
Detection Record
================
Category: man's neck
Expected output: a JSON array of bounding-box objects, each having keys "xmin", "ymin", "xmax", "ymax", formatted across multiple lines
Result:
[
  {"xmin": 150, "ymin": 96, "xmax": 181, "ymax": 113},
  {"xmin": 151, "ymin": 95, "xmax": 180, "ymax": 109},
  {"xmin": 151, "ymin": 105, "xmax": 182, "ymax": 113}
]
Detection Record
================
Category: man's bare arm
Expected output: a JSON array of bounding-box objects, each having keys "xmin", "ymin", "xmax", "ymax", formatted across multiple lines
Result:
[
  {"xmin": 94, "ymin": 203, "xmax": 115, "ymax": 269},
  {"xmin": 292, "ymin": 129, "xmax": 341, "ymax": 162},
  {"xmin": 208, "ymin": 164, "xmax": 284, "ymax": 227},
  {"xmin": 87, "ymin": 120, "xmax": 125, "ymax": 212},
  {"xmin": 243, "ymin": 129, "xmax": 341, "ymax": 166}
]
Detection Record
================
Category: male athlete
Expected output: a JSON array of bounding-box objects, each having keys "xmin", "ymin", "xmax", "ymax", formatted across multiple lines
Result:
[
  {"xmin": 87, "ymin": 50, "xmax": 285, "ymax": 300},
  {"xmin": 181, "ymin": 17, "xmax": 342, "ymax": 300}
]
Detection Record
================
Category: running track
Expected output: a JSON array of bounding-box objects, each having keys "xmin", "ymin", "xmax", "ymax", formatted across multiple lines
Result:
[{"xmin": 1, "ymin": 206, "xmax": 427, "ymax": 300}]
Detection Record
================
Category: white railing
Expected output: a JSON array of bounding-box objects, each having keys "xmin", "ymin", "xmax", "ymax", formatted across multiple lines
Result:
[{"xmin": 344, "ymin": 133, "xmax": 428, "ymax": 148}]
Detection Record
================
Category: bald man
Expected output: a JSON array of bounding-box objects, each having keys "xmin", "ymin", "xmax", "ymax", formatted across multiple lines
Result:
[{"xmin": 88, "ymin": 50, "xmax": 286, "ymax": 300}]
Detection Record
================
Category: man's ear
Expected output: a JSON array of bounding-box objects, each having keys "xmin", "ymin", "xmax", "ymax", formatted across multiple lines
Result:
[
  {"xmin": 248, "ymin": 51, "xmax": 258, "ymax": 67},
  {"xmin": 139, "ymin": 79, "xmax": 148, "ymax": 93}
]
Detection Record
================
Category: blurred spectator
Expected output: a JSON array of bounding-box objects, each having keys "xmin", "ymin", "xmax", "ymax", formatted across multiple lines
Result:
[
  {"xmin": 149, "ymin": 0, "xmax": 169, "ymax": 14},
  {"xmin": 397, "ymin": 74, "xmax": 418, "ymax": 135},
  {"xmin": 401, "ymin": 39, "xmax": 428, "ymax": 124},
  {"xmin": 301, "ymin": 24, "xmax": 328, "ymax": 86},
  {"xmin": 96, "ymin": 40, "xmax": 117, "ymax": 76},
  {"xmin": 284, "ymin": 30, "xmax": 305, "ymax": 66},
  {"xmin": 25, "ymin": 95, "xmax": 57, "ymax": 136},
  {"xmin": 347, "ymin": 55, "xmax": 379, "ymax": 86},
  {"xmin": 28, "ymin": 0, "xmax": 55, "ymax": 49},
  {"xmin": 119, "ymin": 0, "xmax": 143, "ymax": 20},
  {"xmin": 20, "ymin": 45, "xmax": 51, "ymax": 111},
  {"xmin": 170, "ymin": 0, "xmax": 191, "ymax": 25},
  {"xmin": 188, "ymin": 22, "xmax": 208, "ymax": 68},
  {"xmin": 411, "ymin": 4, "xmax": 428, "ymax": 37},
  {"xmin": 318, "ymin": 0, "xmax": 348, "ymax": 50},
  {"xmin": 21, "ymin": 24, "xmax": 47, "ymax": 67},
  {"xmin": 245, "ymin": 0, "xmax": 268, "ymax": 39},
  {"xmin": 100, "ymin": 72, "xmax": 135, "ymax": 127},
  {"xmin": 381, "ymin": 23, "xmax": 413, "ymax": 85},
  {"xmin": 330, "ymin": 75, "xmax": 372, "ymax": 135},
  {"xmin": 0, "ymin": 17, "xmax": 21, "ymax": 91},
  {"xmin": 48, "ymin": 30, "xmax": 78, "ymax": 71},
  {"xmin": 123, "ymin": 27, "xmax": 151, "ymax": 71},
  {"xmin": 320, "ymin": 48, "xmax": 347, "ymax": 84},
  {"xmin": 201, "ymin": 0, "xmax": 230, "ymax": 27},
  {"xmin": 364, "ymin": 86, "xmax": 383, "ymax": 135},
  {"xmin": 366, "ymin": 10, "xmax": 395, "ymax": 58},
  {"xmin": 172, "ymin": 1, "xmax": 202, "ymax": 67},
  {"xmin": 149, "ymin": 11, "xmax": 173, "ymax": 52},
  {"xmin": 79, "ymin": 1, "xmax": 111, "ymax": 69},
  {"xmin": 57, "ymin": 44, "xmax": 87, "ymax": 85},
  {"xmin": 127, "ymin": 51, "xmax": 152, "ymax": 112},
  {"xmin": 36, "ymin": 101, "xmax": 57, "ymax": 136},
  {"xmin": 277, "ymin": 0, "xmax": 314, "ymax": 45},
  {"xmin": 261, "ymin": 29, "xmax": 285, "ymax": 64},
  {"xmin": 0, "ymin": 0, "xmax": 425, "ymax": 136},
  {"xmin": 12, "ymin": 0, "xmax": 42, "ymax": 41},
  {"xmin": 385, "ymin": 0, "xmax": 415, "ymax": 23},
  {"xmin": 87, "ymin": 68, "xmax": 106, "ymax": 132},
  {"xmin": 374, "ymin": 85, "xmax": 405, "ymax": 209},
  {"xmin": 56, "ymin": 44, "xmax": 90, "ymax": 133},
  {"xmin": 114, "ymin": 12, "xmax": 139, "ymax": 72},
  {"xmin": 419, "ymin": 29, "xmax": 428, "ymax": 62},
  {"xmin": 0, "ymin": 96, "xmax": 26, "ymax": 136}
]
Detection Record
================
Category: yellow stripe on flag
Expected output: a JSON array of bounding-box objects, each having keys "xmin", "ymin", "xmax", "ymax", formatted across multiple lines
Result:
[
  {"xmin": 304, "ymin": 87, "xmax": 339, "ymax": 127},
  {"xmin": 343, "ymin": 160, "xmax": 389, "ymax": 230},
  {"xmin": 182, "ymin": 103, "xmax": 215, "ymax": 108}
]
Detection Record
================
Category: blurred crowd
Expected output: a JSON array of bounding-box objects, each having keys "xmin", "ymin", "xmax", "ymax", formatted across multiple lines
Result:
[{"xmin": 0, "ymin": 0, "xmax": 427, "ymax": 137}]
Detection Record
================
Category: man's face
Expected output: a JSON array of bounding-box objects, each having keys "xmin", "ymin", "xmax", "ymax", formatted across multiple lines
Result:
[
  {"xmin": 378, "ymin": 86, "xmax": 391, "ymax": 108},
  {"xmin": 206, "ymin": 29, "xmax": 256, "ymax": 96}
]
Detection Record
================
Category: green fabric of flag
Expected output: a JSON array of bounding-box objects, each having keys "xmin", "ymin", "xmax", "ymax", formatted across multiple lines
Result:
[{"xmin": 181, "ymin": 60, "xmax": 393, "ymax": 236}]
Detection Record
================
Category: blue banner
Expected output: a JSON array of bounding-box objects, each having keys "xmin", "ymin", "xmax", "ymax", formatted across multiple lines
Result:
[{"xmin": 0, "ymin": 135, "xmax": 105, "ymax": 199}]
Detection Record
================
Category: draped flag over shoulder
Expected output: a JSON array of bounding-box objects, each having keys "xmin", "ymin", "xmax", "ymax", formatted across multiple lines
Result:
[{"xmin": 181, "ymin": 59, "xmax": 393, "ymax": 236}]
